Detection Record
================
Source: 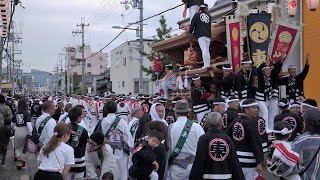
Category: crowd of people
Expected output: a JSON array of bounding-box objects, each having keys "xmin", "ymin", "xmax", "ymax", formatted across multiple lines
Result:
[
  {"xmin": 0, "ymin": 81, "xmax": 318, "ymax": 180},
  {"xmin": 0, "ymin": 1, "xmax": 318, "ymax": 179}
]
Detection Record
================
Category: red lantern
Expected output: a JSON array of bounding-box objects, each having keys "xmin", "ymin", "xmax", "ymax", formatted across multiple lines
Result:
[
  {"xmin": 287, "ymin": 0, "xmax": 297, "ymax": 16},
  {"xmin": 153, "ymin": 56, "xmax": 163, "ymax": 73},
  {"xmin": 184, "ymin": 44, "xmax": 198, "ymax": 66},
  {"xmin": 307, "ymin": 0, "xmax": 319, "ymax": 11}
]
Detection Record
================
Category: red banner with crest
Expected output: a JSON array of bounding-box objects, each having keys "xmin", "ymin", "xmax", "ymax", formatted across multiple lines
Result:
[
  {"xmin": 229, "ymin": 22, "xmax": 241, "ymax": 74},
  {"xmin": 270, "ymin": 25, "xmax": 298, "ymax": 62}
]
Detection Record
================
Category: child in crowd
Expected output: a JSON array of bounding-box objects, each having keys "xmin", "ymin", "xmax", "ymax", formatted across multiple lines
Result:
[
  {"xmin": 0, "ymin": 118, "xmax": 14, "ymax": 166},
  {"xmin": 102, "ymin": 172, "xmax": 114, "ymax": 180},
  {"xmin": 85, "ymin": 132, "xmax": 119, "ymax": 180},
  {"xmin": 34, "ymin": 123, "xmax": 75, "ymax": 180},
  {"xmin": 268, "ymin": 121, "xmax": 301, "ymax": 180},
  {"xmin": 129, "ymin": 130, "xmax": 164, "ymax": 180}
]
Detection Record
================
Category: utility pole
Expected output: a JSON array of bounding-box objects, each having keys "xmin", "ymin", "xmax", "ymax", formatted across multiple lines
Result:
[
  {"xmin": 73, "ymin": 17, "xmax": 89, "ymax": 95},
  {"xmin": 139, "ymin": 0, "xmax": 144, "ymax": 93}
]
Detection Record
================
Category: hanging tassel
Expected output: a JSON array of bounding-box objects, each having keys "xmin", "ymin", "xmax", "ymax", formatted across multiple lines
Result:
[
  {"xmin": 235, "ymin": 1, "xmax": 250, "ymax": 18},
  {"xmin": 272, "ymin": 0, "xmax": 282, "ymax": 30},
  {"xmin": 235, "ymin": 1, "xmax": 250, "ymax": 30}
]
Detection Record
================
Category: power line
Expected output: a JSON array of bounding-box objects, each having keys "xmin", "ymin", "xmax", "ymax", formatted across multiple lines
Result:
[
  {"xmin": 88, "ymin": 0, "xmax": 118, "ymax": 26},
  {"xmin": 85, "ymin": 3, "xmax": 184, "ymax": 60}
]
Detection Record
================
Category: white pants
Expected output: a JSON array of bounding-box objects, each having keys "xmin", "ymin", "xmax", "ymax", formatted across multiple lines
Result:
[
  {"xmin": 161, "ymin": 81, "xmax": 176, "ymax": 99},
  {"xmin": 167, "ymin": 164, "xmax": 192, "ymax": 180},
  {"xmin": 189, "ymin": 5, "xmax": 200, "ymax": 23},
  {"xmin": 257, "ymin": 98, "xmax": 278, "ymax": 133},
  {"xmin": 149, "ymin": 171, "xmax": 159, "ymax": 180},
  {"xmin": 66, "ymin": 172, "xmax": 84, "ymax": 180},
  {"xmin": 242, "ymin": 168, "xmax": 258, "ymax": 180},
  {"xmin": 196, "ymin": 109, "xmax": 211, "ymax": 124},
  {"xmin": 198, "ymin": 37, "xmax": 211, "ymax": 68},
  {"xmin": 115, "ymin": 151, "xmax": 129, "ymax": 180}
]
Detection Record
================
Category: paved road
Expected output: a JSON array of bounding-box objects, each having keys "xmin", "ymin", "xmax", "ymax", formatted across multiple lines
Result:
[
  {"xmin": 0, "ymin": 139, "xmax": 38, "ymax": 180},
  {"xmin": 0, "ymin": 139, "xmax": 280, "ymax": 180}
]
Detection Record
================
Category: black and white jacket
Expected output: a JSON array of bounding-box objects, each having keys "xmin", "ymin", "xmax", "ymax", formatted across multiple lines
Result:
[
  {"xmin": 191, "ymin": 87, "xmax": 210, "ymax": 114},
  {"xmin": 189, "ymin": 128, "xmax": 245, "ymax": 180},
  {"xmin": 279, "ymin": 64, "xmax": 310, "ymax": 101},
  {"xmin": 255, "ymin": 116, "xmax": 269, "ymax": 153},
  {"xmin": 234, "ymin": 70, "xmax": 254, "ymax": 100},
  {"xmin": 255, "ymin": 61, "xmax": 283, "ymax": 101},
  {"xmin": 68, "ymin": 123, "xmax": 89, "ymax": 173},
  {"xmin": 222, "ymin": 108, "xmax": 239, "ymax": 131},
  {"xmin": 212, "ymin": 74, "xmax": 234, "ymax": 99},
  {"xmin": 226, "ymin": 116, "xmax": 264, "ymax": 168}
]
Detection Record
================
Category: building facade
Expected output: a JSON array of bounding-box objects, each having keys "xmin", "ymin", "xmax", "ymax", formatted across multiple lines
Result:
[
  {"xmin": 110, "ymin": 39, "xmax": 155, "ymax": 95},
  {"xmin": 65, "ymin": 45, "xmax": 109, "ymax": 94}
]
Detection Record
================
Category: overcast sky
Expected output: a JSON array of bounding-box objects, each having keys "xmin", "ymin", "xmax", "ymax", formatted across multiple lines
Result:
[{"xmin": 18, "ymin": 0, "xmax": 217, "ymax": 72}]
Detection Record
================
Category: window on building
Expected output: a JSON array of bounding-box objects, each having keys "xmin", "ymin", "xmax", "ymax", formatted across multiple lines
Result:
[
  {"xmin": 99, "ymin": 56, "xmax": 103, "ymax": 61},
  {"xmin": 70, "ymin": 56, "xmax": 75, "ymax": 60},
  {"xmin": 74, "ymin": 72, "xmax": 77, "ymax": 75},
  {"xmin": 134, "ymin": 81, "xmax": 139, "ymax": 93},
  {"xmin": 122, "ymin": 57, "xmax": 126, "ymax": 66},
  {"xmin": 100, "ymin": 65, "xmax": 103, "ymax": 69},
  {"xmin": 87, "ymin": 72, "xmax": 91, "ymax": 75},
  {"xmin": 101, "ymin": 72, "xmax": 104, "ymax": 75},
  {"xmin": 122, "ymin": 81, "xmax": 125, "ymax": 87},
  {"xmin": 87, "ymin": 63, "xmax": 91, "ymax": 67},
  {"xmin": 134, "ymin": 81, "xmax": 149, "ymax": 94}
]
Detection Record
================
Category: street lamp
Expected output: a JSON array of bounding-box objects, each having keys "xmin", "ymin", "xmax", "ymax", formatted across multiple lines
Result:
[
  {"xmin": 112, "ymin": 25, "xmax": 140, "ymax": 37},
  {"xmin": 112, "ymin": 25, "xmax": 144, "ymax": 93}
]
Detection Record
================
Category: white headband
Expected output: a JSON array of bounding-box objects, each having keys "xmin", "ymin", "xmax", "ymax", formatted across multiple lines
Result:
[
  {"xmin": 289, "ymin": 104, "xmax": 301, "ymax": 108},
  {"xmin": 272, "ymin": 127, "xmax": 293, "ymax": 135},
  {"xmin": 301, "ymin": 103, "xmax": 317, "ymax": 109},
  {"xmin": 241, "ymin": 102, "xmax": 258, "ymax": 108},
  {"xmin": 227, "ymin": 99, "xmax": 239, "ymax": 103},
  {"xmin": 222, "ymin": 66, "xmax": 233, "ymax": 70},
  {"xmin": 192, "ymin": 76, "xmax": 201, "ymax": 81},
  {"xmin": 278, "ymin": 102, "xmax": 289, "ymax": 107},
  {"xmin": 288, "ymin": 65, "xmax": 297, "ymax": 69},
  {"xmin": 172, "ymin": 101, "xmax": 178, "ymax": 104},
  {"xmin": 212, "ymin": 102, "xmax": 225, "ymax": 105},
  {"xmin": 262, "ymin": 66, "xmax": 271, "ymax": 71}
]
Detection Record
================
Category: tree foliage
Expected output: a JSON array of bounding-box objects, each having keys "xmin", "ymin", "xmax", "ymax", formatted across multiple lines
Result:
[{"xmin": 142, "ymin": 15, "xmax": 173, "ymax": 81}]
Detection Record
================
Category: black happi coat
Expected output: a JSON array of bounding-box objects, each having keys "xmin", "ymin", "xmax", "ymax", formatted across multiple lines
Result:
[
  {"xmin": 68, "ymin": 123, "xmax": 89, "ymax": 173},
  {"xmin": 212, "ymin": 74, "xmax": 234, "ymax": 99},
  {"xmin": 226, "ymin": 115, "xmax": 264, "ymax": 168},
  {"xmin": 191, "ymin": 87, "xmax": 210, "ymax": 114},
  {"xmin": 255, "ymin": 61, "xmax": 283, "ymax": 101},
  {"xmin": 189, "ymin": 128, "xmax": 245, "ymax": 180},
  {"xmin": 279, "ymin": 64, "xmax": 309, "ymax": 101},
  {"xmin": 222, "ymin": 108, "xmax": 239, "ymax": 131},
  {"xmin": 255, "ymin": 116, "xmax": 269, "ymax": 153},
  {"xmin": 129, "ymin": 141, "xmax": 157, "ymax": 179}
]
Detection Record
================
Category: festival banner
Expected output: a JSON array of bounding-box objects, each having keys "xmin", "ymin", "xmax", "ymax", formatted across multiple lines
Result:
[
  {"xmin": 225, "ymin": 16, "xmax": 243, "ymax": 74},
  {"xmin": 247, "ymin": 13, "xmax": 271, "ymax": 67},
  {"xmin": 268, "ymin": 18, "xmax": 303, "ymax": 63}
]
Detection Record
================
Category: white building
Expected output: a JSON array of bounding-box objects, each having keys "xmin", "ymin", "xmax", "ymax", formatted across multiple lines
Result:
[
  {"xmin": 110, "ymin": 39, "xmax": 155, "ymax": 95},
  {"xmin": 65, "ymin": 45, "xmax": 109, "ymax": 94}
]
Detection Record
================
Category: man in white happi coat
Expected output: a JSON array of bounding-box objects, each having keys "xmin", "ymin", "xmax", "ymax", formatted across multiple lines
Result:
[
  {"xmin": 167, "ymin": 100, "xmax": 205, "ymax": 180},
  {"xmin": 101, "ymin": 101, "xmax": 134, "ymax": 180},
  {"xmin": 158, "ymin": 64, "xmax": 177, "ymax": 99},
  {"xmin": 88, "ymin": 96, "xmax": 100, "ymax": 134},
  {"xmin": 72, "ymin": 95, "xmax": 83, "ymax": 106}
]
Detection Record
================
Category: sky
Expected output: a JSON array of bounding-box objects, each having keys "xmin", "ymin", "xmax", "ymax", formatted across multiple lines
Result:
[{"xmin": 18, "ymin": 0, "xmax": 217, "ymax": 72}]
